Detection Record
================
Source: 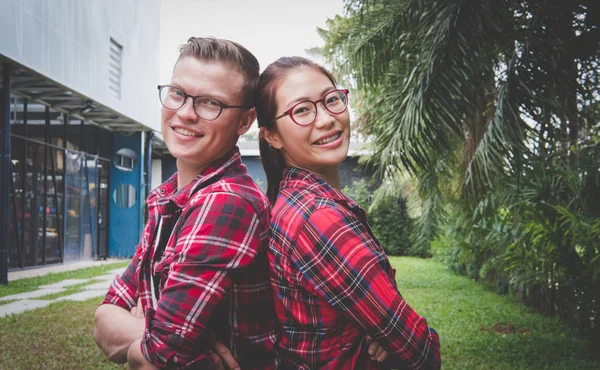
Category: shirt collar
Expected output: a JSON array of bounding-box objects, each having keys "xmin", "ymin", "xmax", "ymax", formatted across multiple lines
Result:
[
  {"xmin": 280, "ymin": 166, "xmax": 361, "ymax": 209},
  {"xmin": 148, "ymin": 146, "xmax": 243, "ymax": 213}
]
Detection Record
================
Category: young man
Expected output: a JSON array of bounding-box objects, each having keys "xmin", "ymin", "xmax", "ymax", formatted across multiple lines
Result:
[{"xmin": 94, "ymin": 37, "xmax": 277, "ymax": 369}]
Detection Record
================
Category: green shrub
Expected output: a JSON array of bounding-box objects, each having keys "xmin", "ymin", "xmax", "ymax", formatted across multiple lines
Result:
[
  {"xmin": 370, "ymin": 197, "xmax": 415, "ymax": 256},
  {"xmin": 431, "ymin": 225, "xmax": 466, "ymax": 275},
  {"xmin": 343, "ymin": 180, "xmax": 419, "ymax": 256},
  {"xmin": 342, "ymin": 178, "xmax": 371, "ymax": 206},
  {"xmin": 431, "ymin": 155, "xmax": 600, "ymax": 342}
]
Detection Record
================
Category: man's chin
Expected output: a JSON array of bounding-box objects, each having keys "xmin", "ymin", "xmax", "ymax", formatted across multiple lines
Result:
[{"xmin": 175, "ymin": 155, "xmax": 207, "ymax": 165}]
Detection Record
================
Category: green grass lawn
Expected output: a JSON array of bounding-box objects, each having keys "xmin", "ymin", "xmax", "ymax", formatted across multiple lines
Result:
[
  {"xmin": 0, "ymin": 257, "xmax": 597, "ymax": 369},
  {"xmin": 0, "ymin": 299, "xmax": 126, "ymax": 369},
  {"xmin": 392, "ymin": 256, "xmax": 599, "ymax": 370},
  {"xmin": 0, "ymin": 262, "xmax": 130, "ymax": 369},
  {"xmin": 0, "ymin": 261, "xmax": 129, "ymax": 299}
]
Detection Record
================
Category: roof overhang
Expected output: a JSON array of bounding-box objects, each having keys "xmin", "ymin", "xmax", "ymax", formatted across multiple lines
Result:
[
  {"xmin": 0, "ymin": 55, "xmax": 147, "ymax": 133},
  {"xmin": 1, "ymin": 55, "xmax": 171, "ymax": 157}
]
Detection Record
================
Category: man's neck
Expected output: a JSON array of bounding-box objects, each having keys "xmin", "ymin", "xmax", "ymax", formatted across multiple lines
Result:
[{"xmin": 176, "ymin": 160, "xmax": 208, "ymax": 190}]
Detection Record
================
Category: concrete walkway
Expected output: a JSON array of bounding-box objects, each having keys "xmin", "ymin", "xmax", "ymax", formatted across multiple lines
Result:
[
  {"xmin": 0, "ymin": 262, "xmax": 126, "ymax": 318},
  {"xmin": 7, "ymin": 259, "xmax": 122, "ymax": 281}
]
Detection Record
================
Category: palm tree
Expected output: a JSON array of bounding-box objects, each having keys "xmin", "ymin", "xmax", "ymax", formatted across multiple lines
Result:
[
  {"xmin": 321, "ymin": 0, "xmax": 598, "ymax": 234},
  {"xmin": 319, "ymin": 0, "xmax": 600, "ymax": 339}
]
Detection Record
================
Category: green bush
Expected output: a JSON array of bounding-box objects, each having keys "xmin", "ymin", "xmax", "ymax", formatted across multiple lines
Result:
[
  {"xmin": 431, "ymin": 154, "xmax": 600, "ymax": 342},
  {"xmin": 342, "ymin": 178, "xmax": 371, "ymax": 206},
  {"xmin": 431, "ymin": 222, "xmax": 466, "ymax": 275},
  {"xmin": 343, "ymin": 180, "xmax": 419, "ymax": 256},
  {"xmin": 370, "ymin": 197, "xmax": 414, "ymax": 256}
]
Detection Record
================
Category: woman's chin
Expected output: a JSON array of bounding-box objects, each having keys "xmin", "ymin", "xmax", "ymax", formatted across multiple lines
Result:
[{"xmin": 311, "ymin": 155, "xmax": 346, "ymax": 170}]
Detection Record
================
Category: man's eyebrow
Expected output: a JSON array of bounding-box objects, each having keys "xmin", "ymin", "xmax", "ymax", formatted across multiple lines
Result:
[
  {"xmin": 169, "ymin": 82, "xmax": 231, "ymax": 102},
  {"xmin": 285, "ymin": 86, "xmax": 336, "ymax": 109}
]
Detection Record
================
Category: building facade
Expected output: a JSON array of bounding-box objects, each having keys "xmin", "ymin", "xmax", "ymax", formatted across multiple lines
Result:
[{"xmin": 0, "ymin": 0, "xmax": 164, "ymax": 282}]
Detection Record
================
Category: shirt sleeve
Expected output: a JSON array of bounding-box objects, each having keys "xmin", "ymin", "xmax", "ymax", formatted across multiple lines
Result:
[
  {"xmin": 292, "ymin": 206, "xmax": 441, "ymax": 370},
  {"xmin": 140, "ymin": 192, "xmax": 265, "ymax": 368},
  {"xmin": 101, "ymin": 242, "xmax": 142, "ymax": 310}
]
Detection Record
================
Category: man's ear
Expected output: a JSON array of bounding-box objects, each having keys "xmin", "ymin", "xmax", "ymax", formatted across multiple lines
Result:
[
  {"xmin": 237, "ymin": 108, "xmax": 257, "ymax": 136},
  {"xmin": 260, "ymin": 127, "xmax": 283, "ymax": 149}
]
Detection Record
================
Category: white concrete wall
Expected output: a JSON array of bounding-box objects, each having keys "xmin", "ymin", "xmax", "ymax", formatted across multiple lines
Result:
[
  {"xmin": 151, "ymin": 158, "xmax": 162, "ymax": 190},
  {"xmin": 0, "ymin": 0, "xmax": 161, "ymax": 131}
]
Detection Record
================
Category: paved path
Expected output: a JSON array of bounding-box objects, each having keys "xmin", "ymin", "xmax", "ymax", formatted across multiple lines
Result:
[
  {"xmin": 8, "ymin": 259, "xmax": 121, "ymax": 281},
  {"xmin": 0, "ymin": 267, "xmax": 125, "ymax": 318}
]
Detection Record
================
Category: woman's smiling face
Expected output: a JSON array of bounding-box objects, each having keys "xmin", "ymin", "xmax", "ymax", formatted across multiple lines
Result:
[{"xmin": 268, "ymin": 66, "xmax": 351, "ymax": 175}]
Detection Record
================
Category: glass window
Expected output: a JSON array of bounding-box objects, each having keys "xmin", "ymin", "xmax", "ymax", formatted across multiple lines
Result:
[
  {"xmin": 113, "ymin": 184, "xmax": 137, "ymax": 208},
  {"xmin": 114, "ymin": 148, "xmax": 137, "ymax": 171}
]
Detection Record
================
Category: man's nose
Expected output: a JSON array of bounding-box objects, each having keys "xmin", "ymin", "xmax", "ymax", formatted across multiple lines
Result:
[{"xmin": 177, "ymin": 97, "xmax": 198, "ymax": 121}]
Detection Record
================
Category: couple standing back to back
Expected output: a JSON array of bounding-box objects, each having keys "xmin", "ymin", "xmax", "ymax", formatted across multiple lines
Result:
[{"xmin": 94, "ymin": 37, "xmax": 441, "ymax": 370}]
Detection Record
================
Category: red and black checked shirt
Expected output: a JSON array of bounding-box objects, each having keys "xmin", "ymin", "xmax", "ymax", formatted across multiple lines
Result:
[
  {"xmin": 102, "ymin": 148, "xmax": 278, "ymax": 369},
  {"xmin": 269, "ymin": 167, "xmax": 441, "ymax": 369}
]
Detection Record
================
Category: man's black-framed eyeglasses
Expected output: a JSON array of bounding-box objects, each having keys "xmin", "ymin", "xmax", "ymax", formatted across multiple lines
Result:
[
  {"xmin": 275, "ymin": 89, "xmax": 349, "ymax": 126},
  {"xmin": 157, "ymin": 85, "xmax": 252, "ymax": 121}
]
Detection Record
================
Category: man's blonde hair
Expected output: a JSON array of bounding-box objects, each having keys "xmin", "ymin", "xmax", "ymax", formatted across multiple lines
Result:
[{"xmin": 178, "ymin": 37, "xmax": 260, "ymax": 107}]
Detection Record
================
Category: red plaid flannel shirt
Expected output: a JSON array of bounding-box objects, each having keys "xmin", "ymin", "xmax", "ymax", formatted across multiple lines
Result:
[
  {"xmin": 102, "ymin": 148, "xmax": 278, "ymax": 369},
  {"xmin": 269, "ymin": 167, "xmax": 441, "ymax": 369}
]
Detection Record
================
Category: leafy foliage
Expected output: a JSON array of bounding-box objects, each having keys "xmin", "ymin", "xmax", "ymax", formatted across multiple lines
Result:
[
  {"xmin": 432, "ymin": 156, "xmax": 600, "ymax": 336},
  {"xmin": 318, "ymin": 0, "xmax": 600, "ymax": 342},
  {"xmin": 343, "ymin": 179, "xmax": 418, "ymax": 256}
]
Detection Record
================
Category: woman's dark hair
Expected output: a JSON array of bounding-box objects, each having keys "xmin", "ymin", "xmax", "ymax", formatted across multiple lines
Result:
[{"xmin": 256, "ymin": 56, "xmax": 337, "ymax": 204}]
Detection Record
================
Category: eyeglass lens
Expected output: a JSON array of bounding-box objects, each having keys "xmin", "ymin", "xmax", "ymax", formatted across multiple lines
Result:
[
  {"xmin": 292, "ymin": 90, "xmax": 347, "ymax": 125},
  {"xmin": 159, "ymin": 86, "xmax": 223, "ymax": 120}
]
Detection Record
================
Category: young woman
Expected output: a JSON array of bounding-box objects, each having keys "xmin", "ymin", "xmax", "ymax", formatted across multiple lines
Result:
[{"xmin": 256, "ymin": 57, "xmax": 441, "ymax": 369}]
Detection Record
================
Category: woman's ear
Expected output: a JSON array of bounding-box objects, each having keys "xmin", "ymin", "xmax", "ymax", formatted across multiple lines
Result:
[{"xmin": 260, "ymin": 127, "xmax": 284, "ymax": 149}]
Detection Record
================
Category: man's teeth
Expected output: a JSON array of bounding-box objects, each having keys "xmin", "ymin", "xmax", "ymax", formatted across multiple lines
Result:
[
  {"xmin": 315, "ymin": 132, "xmax": 341, "ymax": 145},
  {"xmin": 173, "ymin": 127, "xmax": 201, "ymax": 137}
]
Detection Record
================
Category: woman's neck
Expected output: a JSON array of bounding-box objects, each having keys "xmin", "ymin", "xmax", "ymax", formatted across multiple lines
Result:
[
  {"xmin": 318, "ymin": 168, "xmax": 341, "ymax": 190},
  {"xmin": 289, "ymin": 163, "xmax": 341, "ymax": 190}
]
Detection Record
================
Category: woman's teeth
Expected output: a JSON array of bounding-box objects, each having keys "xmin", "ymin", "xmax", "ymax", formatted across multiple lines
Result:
[
  {"xmin": 315, "ymin": 132, "xmax": 341, "ymax": 145},
  {"xmin": 173, "ymin": 127, "xmax": 201, "ymax": 137}
]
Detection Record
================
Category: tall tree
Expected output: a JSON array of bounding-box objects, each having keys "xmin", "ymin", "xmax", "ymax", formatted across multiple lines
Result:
[
  {"xmin": 320, "ymin": 0, "xmax": 600, "ymax": 241},
  {"xmin": 319, "ymin": 0, "xmax": 600, "ymax": 339}
]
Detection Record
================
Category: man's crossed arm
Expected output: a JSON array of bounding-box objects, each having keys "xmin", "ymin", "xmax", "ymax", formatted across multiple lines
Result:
[
  {"xmin": 94, "ymin": 301, "xmax": 240, "ymax": 370},
  {"xmin": 94, "ymin": 303, "xmax": 145, "ymax": 364}
]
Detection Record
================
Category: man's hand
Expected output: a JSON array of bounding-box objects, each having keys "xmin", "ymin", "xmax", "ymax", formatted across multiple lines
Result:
[
  {"xmin": 209, "ymin": 341, "xmax": 240, "ymax": 370},
  {"xmin": 127, "ymin": 339, "xmax": 240, "ymax": 370},
  {"xmin": 125, "ymin": 300, "xmax": 239, "ymax": 370},
  {"xmin": 365, "ymin": 335, "xmax": 389, "ymax": 363},
  {"xmin": 130, "ymin": 299, "xmax": 145, "ymax": 319},
  {"xmin": 128, "ymin": 339, "xmax": 158, "ymax": 370}
]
